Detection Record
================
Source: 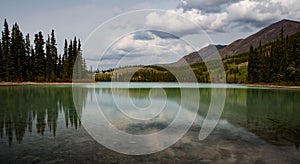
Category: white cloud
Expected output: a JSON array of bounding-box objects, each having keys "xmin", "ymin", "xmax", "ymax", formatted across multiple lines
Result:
[
  {"xmin": 227, "ymin": 0, "xmax": 285, "ymax": 23},
  {"xmin": 96, "ymin": 31, "xmax": 194, "ymax": 69},
  {"xmin": 146, "ymin": 0, "xmax": 300, "ymax": 34},
  {"xmin": 145, "ymin": 9, "xmax": 200, "ymax": 36}
]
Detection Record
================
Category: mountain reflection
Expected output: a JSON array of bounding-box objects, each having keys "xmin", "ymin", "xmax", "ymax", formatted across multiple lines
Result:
[{"xmin": 0, "ymin": 86, "xmax": 88, "ymax": 146}]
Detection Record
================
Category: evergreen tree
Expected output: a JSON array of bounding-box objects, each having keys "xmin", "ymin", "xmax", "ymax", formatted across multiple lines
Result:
[
  {"xmin": 45, "ymin": 36, "xmax": 52, "ymax": 81},
  {"xmin": 73, "ymin": 39, "xmax": 83, "ymax": 80},
  {"xmin": 0, "ymin": 39, "xmax": 3, "ymax": 81},
  {"xmin": 247, "ymin": 45, "xmax": 254, "ymax": 83},
  {"xmin": 2, "ymin": 19, "xmax": 11, "ymax": 81},
  {"xmin": 50, "ymin": 30, "xmax": 58, "ymax": 81},
  {"xmin": 62, "ymin": 40, "xmax": 69, "ymax": 81},
  {"xmin": 10, "ymin": 23, "xmax": 26, "ymax": 81},
  {"xmin": 67, "ymin": 40, "xmax": 73, "ymax": 81},
  {"xmin": 57, "ymin": 55, "xmax": 63, "ymax": 80},
  {"xmin": 29, "ymin": 45, "xmax": 35, "ymax": 81},
  {"xmin": 45, "ymin": 30, "xmax": 59, "ymax": 82},
  {"xmin": 257, "ymin": 41, "xmax": 266, "ymax": 83},
  {"xmin": 34, "ymin": 32, "xmax": 46, "ymax": 81},
  {"xmin": 24, "ymin": 33, "xmax": 31, "ymax": 81}
]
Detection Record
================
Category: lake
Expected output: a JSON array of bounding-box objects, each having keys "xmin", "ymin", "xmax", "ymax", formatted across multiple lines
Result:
[{"xmin": 0, "ymin": 83, "xmax": 299, "ymax": 163}]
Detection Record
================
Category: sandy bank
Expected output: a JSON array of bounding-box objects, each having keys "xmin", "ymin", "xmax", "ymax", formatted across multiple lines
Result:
[
  {"xmin": 0, "ymin": 82, "xmax": 96, "ymax": 86},
  {"xmin": 245, "ymin": 83, "xmax": 300, "ymax": 89}
]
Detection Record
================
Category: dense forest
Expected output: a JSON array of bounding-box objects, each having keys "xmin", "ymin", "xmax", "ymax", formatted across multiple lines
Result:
[
  {"xmin": 248, "ymin": 29, "xmax": 300, "ymax": 85},
  {"xmin": 96, "ymin": 29, "xmax": 300, "ymax": 85},
  {"xmin": 0, "ymin": 19, "xmax": 88, "ymax": 82}
]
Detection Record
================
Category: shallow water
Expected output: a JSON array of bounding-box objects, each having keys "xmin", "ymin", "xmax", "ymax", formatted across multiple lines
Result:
[{"xmin": 0, "ymin": 83, "xmax": 299, "ymax": 163}]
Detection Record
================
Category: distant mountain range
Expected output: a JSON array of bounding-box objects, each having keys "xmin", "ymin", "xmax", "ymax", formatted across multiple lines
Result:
[{"xmin": 172, "ymin": 19, "xmax": 300, "ymax": 66}]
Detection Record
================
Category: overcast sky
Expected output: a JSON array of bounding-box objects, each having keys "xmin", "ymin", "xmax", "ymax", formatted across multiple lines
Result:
[{"xmin": 1, "ymin": 0, "xmax": 300, "ymax": 70}]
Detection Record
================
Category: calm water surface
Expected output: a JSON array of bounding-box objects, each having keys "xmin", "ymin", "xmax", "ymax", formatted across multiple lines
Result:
[{"xmin": 0, "ymin": 83, "xmax": 299, "ymax": 163}]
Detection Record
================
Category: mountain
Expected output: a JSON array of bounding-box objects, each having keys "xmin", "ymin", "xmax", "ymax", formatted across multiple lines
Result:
[
  {"xmin": 170, "ymin": 44, "xmax": 226, "ymax": 66},
  {"xmin": 220, "ymin": 19, "xmax": 300, "ymax": 57},
  {"xmin": 173, "ymin": 19, "xmax": 300, "ymax": 66}
]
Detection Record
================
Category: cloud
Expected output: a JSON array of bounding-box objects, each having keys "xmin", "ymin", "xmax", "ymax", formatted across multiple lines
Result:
[
  {"xmin": 133, "ymin": 31, "xmax": 155, "ymax": 40},
  {"xmin": 146, "ymin": 0, "xmax": 300, "ymax": 34},
  {"xmin": 97, "ymin": 31, "xmax": 194, "ymax": 69},
  {"xmin": 227, "ymin": 0, "xmax": 287, "ymax": 26},
  {"xmin": 145, "ymin": 9, "xmax": 203, "ymax": 36},
  {"xmin": 132, "ymin": 30, "xmax": 179, "ymax": 40},
  {"xmin": 177, "ymin": 0, "xmax": 238, "ymax": 13},
  {"xmin": 149, "ymin": 30, "xmax": 180, "ymax": 39},
  {"xmin": 145, "ymin": 8, "xmax": 228, "ymax": 34}
]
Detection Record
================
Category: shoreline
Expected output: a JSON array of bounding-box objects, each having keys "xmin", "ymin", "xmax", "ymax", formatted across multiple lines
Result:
[
  {"xmin": 0, "ymin": 82, "xmax": 96, "ymax": 86},
  {"xmin": 0, "ymin": 82, "xmax": 300, "ymax": 89},
  {"xmin": 244, "ymin": 83, "xmax": 300, "ymax": 89}
]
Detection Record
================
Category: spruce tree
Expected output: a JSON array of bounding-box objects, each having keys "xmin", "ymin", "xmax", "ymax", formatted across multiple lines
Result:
[
  {"xmin": 247, "ymin": 45, "xmax": 254, "ymax": 83},
  {"xmin": 34, "ymin": 32, "xmax": 46, "ymax": 81},
  {"xmin": 0, "ymin": 39, "xmax": 3, "ymax": 81},
  {"xmin": 29, "ymin": 45, "xmax": 35, "ymax": 81},
  {"xmin": 10, "ymin": 23, "xmax": 26, "ymax": 81},
  {"xmin": 45, "ymin": 36, "xmax": 52, "ymax": 81},
  {"xmin": 50, "ymin": 30, "xmax": 58, "ymax": 81},
  {"xmin": 25, "ymin": 34, "xmax": 31, "ymax": 81},
  {"xmin": 67, "ymin": 40, "xmax": 73, "ymax": 81},
  {"xmin": 2, "ymin": 19, "xmax": 11, "ymax": 81},
  {"xmin": 62, "ymin": 40, "xmax": 69, "ymax": 81},
  {"xmin": 57, "ymin": 55, "xmax": 63, "ymax": 80}
]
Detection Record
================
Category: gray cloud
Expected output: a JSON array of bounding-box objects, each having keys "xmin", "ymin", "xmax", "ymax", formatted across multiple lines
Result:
[
  {"xmin": 177, "ymin": 0, "xmax": 238, "ymax": 13},
  {"xmin": 149, "ymin": 30, "xmax": 180, "ymax": 39},
  {"xmin": 133, "ymin": 31, "xmax": 155, "ymax": 40},
  {"xmin": 133, "ymin": 30, "xmax": 181, "ymax": 41}
]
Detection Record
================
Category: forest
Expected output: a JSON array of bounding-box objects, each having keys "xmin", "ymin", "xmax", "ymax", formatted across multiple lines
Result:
[
  {"xmin": 248, "ymin": 29, "xmax": 300, "ymax": 85},
  {"xmin": 0, "ymin": 19, "xmax": 88, "ymax": 82}
]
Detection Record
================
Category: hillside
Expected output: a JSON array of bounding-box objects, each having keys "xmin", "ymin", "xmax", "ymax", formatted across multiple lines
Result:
[
  {"xmin": 220, "ymin": 19, "xmax": 300, "ymax": 57},
  {"xmin": 170, "ymin": 44, "xmax": 226, "ymax": 66},
  {"xmin": 173, "ymin": 19, "xmax": 300, "ymax": 66}
]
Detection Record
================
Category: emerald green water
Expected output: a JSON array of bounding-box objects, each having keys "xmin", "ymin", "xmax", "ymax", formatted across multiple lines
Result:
[{"xmin": 0, "ymin": 83, "xmax": 299, "ymax": 163}]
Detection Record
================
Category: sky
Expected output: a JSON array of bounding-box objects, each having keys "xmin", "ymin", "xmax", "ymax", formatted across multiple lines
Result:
[{"xmin": 1, "ymin": 0, "xmax": 300, "ymax": 70}]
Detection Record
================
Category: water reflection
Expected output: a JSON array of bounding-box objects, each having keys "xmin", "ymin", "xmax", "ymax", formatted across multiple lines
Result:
[
  {"xmin": 0, "ymin": 86, "xmax": 86, "ymax": 146},
  {"xmin": 95, "ymin": 87, "xmax": 300, "ymax": 150},
  {"xmin": 0, "ymin": 84, "xmax": 299, "ymax": 152},
  {"xmin": 245, "ymin": 89, "xmax": 300, "ymax": 150}
]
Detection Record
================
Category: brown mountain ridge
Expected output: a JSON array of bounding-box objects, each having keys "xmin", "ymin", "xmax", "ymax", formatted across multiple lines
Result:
[{"xmin": 173, "ymin": 19, "xmax": 300, "ymax": 66}]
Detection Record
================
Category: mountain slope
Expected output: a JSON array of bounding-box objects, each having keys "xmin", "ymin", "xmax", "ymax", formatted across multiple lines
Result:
[
  {"xmin": 170, "ymin": 44, "xmax": 226, "ymax": 66},
  {"xmin": 220, "ymin": 19, "xmax": 300, "ymax": 57},
  {"xmin": 173, "ymin": 19, "xmax": 300, "ymax": 66}
]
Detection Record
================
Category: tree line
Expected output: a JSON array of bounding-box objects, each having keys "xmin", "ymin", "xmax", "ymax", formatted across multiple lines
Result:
[
  {"xmin": 248, "ymin": 29, "xmax": 300, "ymax": 84},
  {"xmin": 0, "ymin": 19, "xmax": 87, "ymax": 82}
]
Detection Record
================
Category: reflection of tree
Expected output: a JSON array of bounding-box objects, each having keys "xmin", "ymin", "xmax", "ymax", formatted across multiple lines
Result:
[
  {"xmin": 103, "ymin": 87, "xmax": 300, "ymax": 150},
  {"xmin": 246, "ymin": 89, "xmax": 300, "ymax": 150},
  {"xmin": 0, "ymin": 86, "xmax": 88, "ymax": 146}
]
